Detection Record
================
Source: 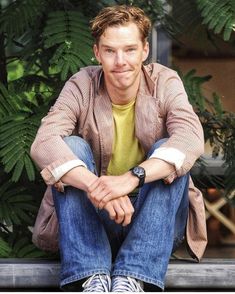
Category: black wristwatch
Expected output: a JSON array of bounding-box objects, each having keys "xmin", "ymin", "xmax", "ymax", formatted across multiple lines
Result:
[{"xmin": 129, "ymin": 166, "xmax": 146, "ymax": 188}]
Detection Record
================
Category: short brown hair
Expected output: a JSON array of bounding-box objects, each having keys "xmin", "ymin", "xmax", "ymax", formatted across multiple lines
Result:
[{"xmin": 90, "ymin": 5, "xmax": 151, "ymax": 44}]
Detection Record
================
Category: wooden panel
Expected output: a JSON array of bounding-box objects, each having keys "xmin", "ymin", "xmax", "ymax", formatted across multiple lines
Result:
[
  {"xmin": 0, "ymin": 258, "xmax": 234, "ymax": 289},
  {"xmin": 166, "ymin": 259, "xmax": 235, "ymax": 289}
]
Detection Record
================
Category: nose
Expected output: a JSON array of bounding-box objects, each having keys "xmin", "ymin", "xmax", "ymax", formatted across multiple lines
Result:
[{"xmin": 115, "ymin": 51, "xmax": 125, "ymax": 66}]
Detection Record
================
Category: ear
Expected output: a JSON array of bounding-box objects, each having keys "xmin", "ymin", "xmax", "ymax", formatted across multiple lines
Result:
[
  {"xmin": 93, "ymin": 44, "xmax": 101, "ymax": 64},
  {"xmin": 142, "ymin": 41, "xmax": 149, "ymax": 62}
]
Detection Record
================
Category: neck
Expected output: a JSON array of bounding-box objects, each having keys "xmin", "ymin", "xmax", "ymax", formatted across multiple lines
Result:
[{"xmin": 105, "ymin": 75, "xmax": 140, "ymax": 105}]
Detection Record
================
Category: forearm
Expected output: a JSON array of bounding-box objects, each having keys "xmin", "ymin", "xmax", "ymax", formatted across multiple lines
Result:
[
  {"xmin": 138, "ymin": 158, "xmax": 175, "ymax": 183},
  {"xmin": 61, "ymin": 166, "xmax": 98, "ymax": 192},
  {"xmin": 89, "ymin": 158, "xmax": 175, "ymax": 210}
]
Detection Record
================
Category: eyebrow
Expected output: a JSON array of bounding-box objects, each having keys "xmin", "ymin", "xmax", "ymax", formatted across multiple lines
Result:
[{"xmin": 101, "ymin": 44, "xmax": 138, "ymax": 49}]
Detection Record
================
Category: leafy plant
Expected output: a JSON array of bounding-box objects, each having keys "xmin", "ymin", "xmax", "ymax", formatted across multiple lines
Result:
[
  {"xmin": 179, "ymin": 69, "xmax": 235, "ymax": 204},
  {"xmin": 0, "ymin": 181, "xmax": 37, "ymax": 225},
  {"xmin": 0, "ymin": 0, "xmax": 97, "ymax": 257},
  {"xmin": 196, "ymin": 0, "xmax": 235, "ymax": 41},
  {"xmin": 43, "ymin": 11, "xmax": 94, "ymax": 80},
  {"xmin": 0, "ymin": 237, "xmax": 11, "ymax": 257}
]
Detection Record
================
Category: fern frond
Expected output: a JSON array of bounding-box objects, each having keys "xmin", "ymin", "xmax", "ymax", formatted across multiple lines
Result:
[
  {"xmin": 0, "ymin": 181, "xmax": 37, "ymax": 226},
  {"xmin": 212, "ymin": 92, "xmax": 223, "ymax": 118},
  {"xmin": 43, "ymin": 10, "xmax": 93, "ymax": 80},
  {"xmin": 0, "ymin": 0, "xmax": 47, "ymax": 38},
  {"xmin": 7, "ymin": 162, "xmax": 30, "ymax": 183},
  {"xmin": 196, "ymin": 0, "xmax": 235, "ymax": 41},
  {"xmin": 10, "ymin": 75, "xmax": 55, "ymax": 96},
  {"xmin": 178, "ymin": 69, "xmax": 212, "ymax": 112},
  {"xmin": 10, "ymin": 235, "xmax": 48, "ymax": 258},
  {"xmin": 24, "ymin": 154, "xmax": 35, "ymax": 181},
  {"xmin": 0, "ymin": 237, "xmax": 11, "ymax": 257},
  {"xmin": 0, "ymin": 84, "xmax": 19, "ymax": 118},
  {"xmin": 0, "ymin": 114, "xmax": 39, "ymax": 182}
]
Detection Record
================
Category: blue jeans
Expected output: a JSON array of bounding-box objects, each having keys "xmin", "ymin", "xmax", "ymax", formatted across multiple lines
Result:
[{"xmin": 53, "ymin": 136, "xmax": 189, "ymax": 290}]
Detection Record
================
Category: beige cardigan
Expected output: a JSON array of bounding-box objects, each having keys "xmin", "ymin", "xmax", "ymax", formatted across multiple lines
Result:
[{"xmin": 31, "ymin": 63, "xmax": 207, "ymax": 260}]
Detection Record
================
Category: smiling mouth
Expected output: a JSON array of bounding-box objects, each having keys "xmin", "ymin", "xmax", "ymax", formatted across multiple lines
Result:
[{"xmin": 113, "ymin": 70, "xmax": 131, "ymax": 74}]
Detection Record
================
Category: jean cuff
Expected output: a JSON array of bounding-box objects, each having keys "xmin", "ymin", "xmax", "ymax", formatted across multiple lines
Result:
[{"xmin": 61, "ymin": 268, "xmax": 111, "ymax": 288}]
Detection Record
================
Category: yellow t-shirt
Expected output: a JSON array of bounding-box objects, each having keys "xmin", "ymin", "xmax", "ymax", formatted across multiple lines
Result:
[{"xmin": 107, "ymin": 99, "xmax": 145, "ymax": 176}]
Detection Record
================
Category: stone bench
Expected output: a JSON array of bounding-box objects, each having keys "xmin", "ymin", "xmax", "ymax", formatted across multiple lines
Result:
[{"xmin": 0, "ymin": 258, "xmax": 234, "ymax": 290}]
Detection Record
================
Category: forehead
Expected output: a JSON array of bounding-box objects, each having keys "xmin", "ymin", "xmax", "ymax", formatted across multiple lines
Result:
[{"xmin": 99, "ymin": 22, "xmax": 142, "ymax": 46}]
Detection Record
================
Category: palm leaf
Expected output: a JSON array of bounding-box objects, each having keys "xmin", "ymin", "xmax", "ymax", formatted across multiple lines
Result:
[{"xmin": 196, "ymin": 0, "xmax": 235, "ymax": 41}]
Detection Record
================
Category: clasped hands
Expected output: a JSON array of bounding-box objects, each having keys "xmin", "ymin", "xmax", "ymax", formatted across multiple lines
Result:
[{"xmin": 87, "ymin": 173, "xmax": 138, "ymax": 226}]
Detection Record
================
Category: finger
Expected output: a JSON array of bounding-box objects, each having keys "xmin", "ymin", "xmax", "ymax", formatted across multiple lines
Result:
[
  {"xmin": 120, "ymin": 197, "xmax": 134, "ymax": 226},
  {"xmin": 87, "ymin": 193, "xmax": 99, "ymax": 208},
  {"xmin": 112, "ymin": 200, "xmax": 125, "ymax": 224},
  {"xmin": 89, "ymin": 186, "xmax": 108, "ymax": 204},
  {"xmin": 87, "ymin": 178, "xmax": 100, "ymax": 193},
  {"xmin": 104, "ymin": 202, "xmax": 116, "ymax": 221},
  {"xmin": 98, "ymin": 193, "xmax": 114, "ymax": 209}
]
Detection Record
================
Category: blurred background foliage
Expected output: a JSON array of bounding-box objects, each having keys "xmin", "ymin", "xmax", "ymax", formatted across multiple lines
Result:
[{"xmin": 0, "ymin": 0, "xmax": 234, "ymax": 257}]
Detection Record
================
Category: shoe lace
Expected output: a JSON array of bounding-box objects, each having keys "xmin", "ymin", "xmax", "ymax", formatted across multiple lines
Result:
[
  {"xmin": 82, "ymin": 274, "xmax": 111, "ymax": 292},
  {"xmin": 112, "ymin": 276, "xmax": 144, "ymax": 292}
]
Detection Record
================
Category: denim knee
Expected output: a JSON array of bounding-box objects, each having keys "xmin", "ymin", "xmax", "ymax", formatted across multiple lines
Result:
[
  {"xmin": 63, "ymin": 136, "xmax": 96, "ymax": 172},
  {"xmin": 147, "ymin": 138, "xmax": 168, "ymax": 157}
]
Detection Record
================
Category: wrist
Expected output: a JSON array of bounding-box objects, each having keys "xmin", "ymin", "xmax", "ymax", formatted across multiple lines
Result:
[
  {"xmin": 126, "ymin": 171, "xmax": 140, "ymax": 189},
  {"xmin": 129, "ymin": 166, "xmax": 146, "ymax": 188},
  {"xmin": 62, "ymin": 166, "xmax": 97, "ymax": 192}
]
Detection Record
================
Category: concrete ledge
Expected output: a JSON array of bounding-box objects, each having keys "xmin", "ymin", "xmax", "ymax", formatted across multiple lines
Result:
[{"xmin": 0, "ymin": 258, "xmax": 234, "ymax": 289}]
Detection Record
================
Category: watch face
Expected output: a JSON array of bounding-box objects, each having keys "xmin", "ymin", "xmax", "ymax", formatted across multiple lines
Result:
[{"xmin": 132, "ymin": 166, "xmax": 145, "ymax": 178}]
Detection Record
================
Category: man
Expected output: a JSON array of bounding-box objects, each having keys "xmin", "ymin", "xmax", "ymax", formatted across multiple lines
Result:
[{"xmin": 31, "ymin": 5, "xmax": 207, "ymax": 292}]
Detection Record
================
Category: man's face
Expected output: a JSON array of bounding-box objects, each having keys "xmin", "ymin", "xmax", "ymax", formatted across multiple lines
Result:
[{"xmin": 93, "ymin": 22, "xmax": 149, "ymax": 92}]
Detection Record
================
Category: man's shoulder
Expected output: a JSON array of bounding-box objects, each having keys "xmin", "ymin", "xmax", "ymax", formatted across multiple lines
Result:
[
  {"xmin": 144, "ymin": 63, "xmax": 179, "ymax": 83},
  {"xmin": 68, "ymin": 65, "xmax": 102, "ymax": 84}
]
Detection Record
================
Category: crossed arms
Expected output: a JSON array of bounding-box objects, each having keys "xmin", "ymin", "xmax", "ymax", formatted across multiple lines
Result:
[{"xmin": 61, "ymin": 157, "xmax": 174, "ymax": 226}]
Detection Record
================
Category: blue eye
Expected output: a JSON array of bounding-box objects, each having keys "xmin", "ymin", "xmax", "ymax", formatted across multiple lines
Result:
[
  {"xmin": 106, "ymin": 49, "xmax": 114, "ymax": 53},
  {"xmin": 127, "ymin": 48, "xmax": 136, "ymax": 52}
]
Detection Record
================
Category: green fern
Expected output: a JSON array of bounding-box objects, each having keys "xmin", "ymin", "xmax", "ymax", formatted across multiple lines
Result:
[
  {"xmin": 0, "ymin": 83, "xmax": 44, "ymax": 182},
  {"xmin": 10, "ymin": 236, "xmax": 47, "ymax": 258},
  {"xmin": 0, "ymin": 237, "xmax": 11, "ymax": 257},
  {"xmin": 4, "ymin": 229, "xmax": 52, "ymax": 258},
  {"xmin": 177, "ymin": 69, "xmax": 212, "ymax": 112},
  {"xmin": 0, "ymin": 0, "xmax": 47, "ymax": 38},
  {"xmin": 196, "ymin": 0, "xmax": 235, "ymax": 41},
  {"xmin": 0, "ymin": 181, "xmax": 38, "ymax": 226},
  {"xmin": 43, "ymin": 11, "xmax": 94, "ymax": 80},
  {"xmin": 11, "ymin": 75, "xmax": 55, "ymax": 96},
  {"xmin": 212, "ymin": 92, "xmax": 223, "ymax": 118},
  {"xmin": 0, "ymin": 83, "xmax": 21, "ymax": 118},
  {"xmin": 0, "ymin": 115, "xmax": 39, "ymax": 182}
]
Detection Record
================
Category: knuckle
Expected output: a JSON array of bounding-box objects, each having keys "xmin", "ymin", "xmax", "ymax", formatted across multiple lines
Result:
[
  {"xmin": 119, "ymin": 211, "xmax": 125, "ymax": 217},
  {"xmin": 87, "ymin": 187, "xmax": 92, "ymax": 193},
  {"xmin": 110, "ymin": 213, "xmax": 116, "ymax": 220},
  {"xmin": 89, "ymin": 192, "xmax": 95, "ymax": 199},
  {"xmin": 116, "ymin": 219, "xmax": 122, "ymax": 224}
]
